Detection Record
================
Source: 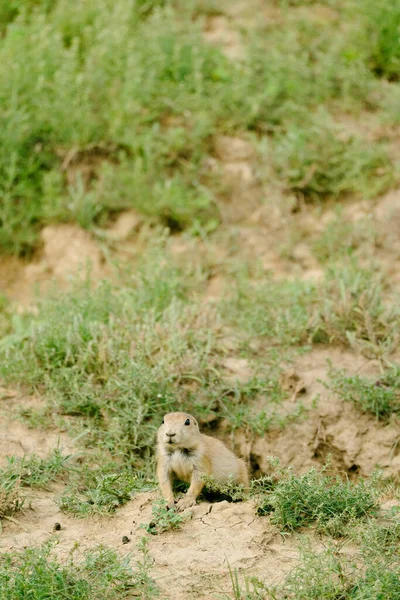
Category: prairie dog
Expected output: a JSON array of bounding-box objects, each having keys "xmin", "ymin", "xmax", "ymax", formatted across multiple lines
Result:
[{"xmin": 156, "ymin": 411, "xmax": 249, "ymax": 511}]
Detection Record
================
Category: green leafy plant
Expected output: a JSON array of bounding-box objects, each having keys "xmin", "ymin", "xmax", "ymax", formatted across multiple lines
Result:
[
  {"xmin": 255, "ymin": 460, "xmax": 379, "ymax": 536},
  {"xmin": 143, "ymin": 499, "xmax": 189, "ymax": 534},
  {"xmin": 326, "ymin": 366, "xmax": 400, "ymax": 420}
]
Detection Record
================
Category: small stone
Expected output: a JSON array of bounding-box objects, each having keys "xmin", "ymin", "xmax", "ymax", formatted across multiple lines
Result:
[
  {"xmin": 53, "ymin": 522, "xmax": 62, "ymax": 531},
  {"xmin": 122, "ymin": 536, "xmax": 130, "ymax": 545}
]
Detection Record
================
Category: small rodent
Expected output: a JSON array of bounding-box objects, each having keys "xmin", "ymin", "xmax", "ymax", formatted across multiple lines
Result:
[{"xmin": 156, "ymin": 411, "xmax": 249, "ymax": 511}]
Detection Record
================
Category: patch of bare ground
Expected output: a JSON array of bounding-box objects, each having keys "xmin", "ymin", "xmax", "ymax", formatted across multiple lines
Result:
[
  {"xmin": 229, "ymin": 348, "xmax": 400, "ymax": 479},
  {"xmin": 203, "ymin": 15, "xmax": 244, "ymax": 60},
  {"xmin": 223, "ymin": 0, "xmax": 283, "ymax": 29},
  {"xmin": 0, "ymin": 224, "xmax": 109, "ymax": 306},
  {"xmin": 0, "ymin": 392, "xmax": 76, "ymax": 468},
  {"xmin": 210, "ymin": 135, "xmax": 265, "ymax": 225}
]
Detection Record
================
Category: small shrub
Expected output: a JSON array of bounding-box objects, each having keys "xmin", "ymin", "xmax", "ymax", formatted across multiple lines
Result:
[
  {"xmin": 310, "ymin": 265, "xmax": 398, "ymax": 352},
  {"xmin": 311, "ymin": 213, "xmax": 379, "ymax": 264},
  {"xmin": 201, "ymin": 475, "xmax": 248, "ymax": 503},
  {"xmin": 351, "ymin": 564, "xmax": 400, "ymax": 600},
  {"xmin": 271, "ymin": 121, "xmax": 393, "ymax": 201},
  {"xmin": 143, "ymin": 499, "xmax": 189, "ymax": 534},
  {"xmin": 360, "ymin": 521, "xmax": 400, "ymax": 560},
  {"xmin": 257, "ymin": 461, "xmax": 379, "ymax": 536},
  {"xmin": 280, "ymin": 542, "xmax": 351, "ymax": 600}
]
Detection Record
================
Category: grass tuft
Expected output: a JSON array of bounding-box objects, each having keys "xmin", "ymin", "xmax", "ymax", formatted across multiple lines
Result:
[
  {"xmin": 0, "ymin": 541, "xmax": 157, "ymax": 600},
  {"xmin": 271, "ymin": 121, "xmax": 393, "ymax": 201},
  {"xmin": 255, "ymin": 460, "xmax": 379, "ymax": 536},
  {"xmin": 326, "ymin": 366, "xmax": 400, "ymax": 420},
  {"xmin": 59, "ymin": 471, "xmax": 152, "ymax": 516}
]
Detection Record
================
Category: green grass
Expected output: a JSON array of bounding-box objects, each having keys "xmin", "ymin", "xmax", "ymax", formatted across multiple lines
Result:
[
  {"xmin": 0, "ymin": 542, "xmax": 157, "ymax": 600},
  {"xmin": 2, "ymin": 0, "xmax": 400, "ymax": 597},
  {"xmin": 223, "ymin": 531, "xmax": 400, "ymax": 599},
  {"xmin": 363, "ymin": 0, "xmax": 400, "ymax": 81},
  {"xmin": 0, "ymin": 449, "xmax": 72, "ymax": 522},
  {"xmin": 59, "ymin": 470, "xmax": 154, "ymax": 516},
  {"xmin": 224, "ymin": 264, "xmax": 399, "ymax": 354},
  {"xmin": 270, "ymin": 119, "xmax": 393, "ymax": 201},
  {"xmin": 0, "ymin": 0, "xmax": 399, "ymax": 254},
  {"xmin": 0, "ymin": 248, "xmax": 305, "ymax": 469},
  {"xmin": 255, "ymin": 461, "xmax": 379, "ymax": 536},
  {"xmin": 311, "ymin": 212, "xmax": 379, "ymax": 264},
  {"xmin": 0, "ymin": 259, "xmax": 199, "ymax": 466},
  {"xmin": 4, "ymin": 448, "xmax": 73, "ymax": 488},
  {"xmin": 326, "ymin": 366, "xmax": 400, "ymax": 420}
]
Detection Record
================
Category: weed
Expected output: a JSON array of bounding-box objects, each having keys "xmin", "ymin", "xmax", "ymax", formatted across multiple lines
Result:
[
  {"xmin": 360, "ymin": 520, "xmax": 400, "ymax": 560},
  {"xmin": 245, "ymin": 536, "xmax": 400, "ymax": 600},
  {"xmin": 59, "ymin": 471, "xmax": 151, "ymax": 516},
  {"xmin": 218, "ymin": 565, "xmax": 267, "ymax": 600},
  {"xmin": 4, "ymin": 448, "xmax": 73, "ymax": 487},
  {"xmin": 143, "ymin": 499, "xmax": 189, "ymax": 534},
  {"xmin": 362, "ymin": 0, "xmax": 400, "ymax": 81},
  {"xmin": 351, "ymin": 564, "xmax": 400, "ymax": 600},
  {"xmin": 0, "ymin": 472, "xmax": 24, "ymax": 522},
  {"xmin": 311, "ymin": 213, "xmax": 379, "ymax": 264},
  {"xmin": 256, "ymin": 460, "xmax": 379, "ymax": 536},
  {"xmin": 0, "ymin": 449, "xmax": 71, "ymax": 521},
  {"xmin": 0, "ymin": 261, "xmax": 199, "ymax": 466},
  {"xmin": 271, "ymin": 120, "xmax": 393, "ymax": 201},
  {"xmin": 224, "ymin": 264, "xmax": 398, "ymax": 355},
  {"xmin": 0, "ymin": 542, "xmax": 157, "ymax": 599},
  {"xmin": 0, "ymin": 0, "xmax": 398, "ymax": 254},
  {"xmin": 278, "ymin": 542, "xmax": 352, "ymax": 600},
  {"xmin": 310, "ymin": 265, "xmax": 399, "ymax": 352},
  {"xmin": 326, "ymin": 366, "xmax": 400, "ymax": 420},
  {"xmin": 132, "ymin": 537, "xmax": 159, "ymax": 598},
  {"xmin": 224, "ymin": 275, "xmax": 314, "ymax": 346}
]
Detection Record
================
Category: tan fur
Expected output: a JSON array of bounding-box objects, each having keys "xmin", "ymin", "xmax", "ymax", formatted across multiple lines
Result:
[{"xmin": 156, "ymin": 412, "xmax": 249, "ymax": 511}]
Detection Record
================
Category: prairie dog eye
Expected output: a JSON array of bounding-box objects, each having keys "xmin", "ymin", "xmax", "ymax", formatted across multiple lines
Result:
[
  {"xmin": 162, "ymin": 418, "xmax": 164, "ymax": 424},
  {"xmin": 184, "ymin": 418, "xmax": 190, "ymax": 426}
]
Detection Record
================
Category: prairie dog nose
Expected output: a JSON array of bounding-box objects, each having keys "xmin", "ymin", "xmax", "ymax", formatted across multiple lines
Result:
[{"xmin": 166, "ymin": 432, "xmax": 176, "ymax": 438}]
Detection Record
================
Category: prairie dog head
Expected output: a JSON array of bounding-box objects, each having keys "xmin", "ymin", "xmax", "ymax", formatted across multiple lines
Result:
[{"xmin": 158, "ymin": 412, "xmax": 200, "ymax": 449}]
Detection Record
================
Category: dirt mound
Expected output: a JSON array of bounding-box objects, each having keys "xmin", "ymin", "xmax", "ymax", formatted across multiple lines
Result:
[
  {"xmin": 234, "ymin": 349, "xmax": 400, "ymax": 479},
  {"xmin": 40, "ymin": 224, "xmax": 103, "ymax": 280},
  {"xmin": 0, "ymin": 487, "xmax": 302, "ymax": 599}
]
